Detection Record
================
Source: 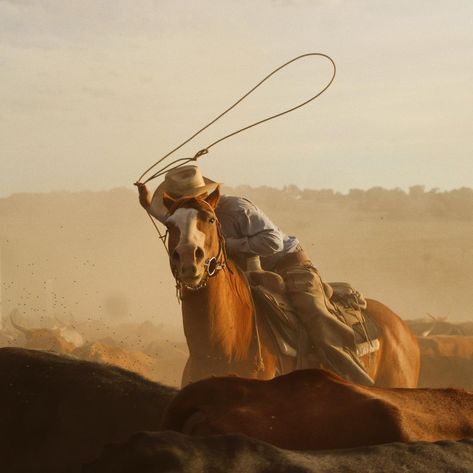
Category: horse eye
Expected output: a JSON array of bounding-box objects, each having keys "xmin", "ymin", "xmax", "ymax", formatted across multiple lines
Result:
[{"xmin": 208, "ymin": 217, "xmax": 216, "ymax": 224}]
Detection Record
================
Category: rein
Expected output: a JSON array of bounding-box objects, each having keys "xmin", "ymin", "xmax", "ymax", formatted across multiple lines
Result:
[{"xmin": 175, "ymin": 254, "xmax": 226, "ymax": 295}]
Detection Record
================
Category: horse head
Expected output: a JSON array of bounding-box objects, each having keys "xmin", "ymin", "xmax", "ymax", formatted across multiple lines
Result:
[{"xmin": 163, "ymin": 186, "xmax": 225, "ymax": 290}]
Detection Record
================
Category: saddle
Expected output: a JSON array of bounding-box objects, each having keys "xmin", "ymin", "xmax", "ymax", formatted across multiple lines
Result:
[{"xmin": 247, "ymin": 270, "xmax": 379, "ymax": 367}]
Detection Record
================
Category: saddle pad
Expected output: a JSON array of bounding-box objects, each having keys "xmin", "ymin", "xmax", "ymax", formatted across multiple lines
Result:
[
  {"xmin": 332, "ymin": 302, "xmax": 380, "ymax": 358},
  {"xmin": 250, "ymin": 275, "xmax": 380, "ymax": 361},
  {"xmin": 251, "ymin": 285, "xmax": 299, "ymax": 358},
  {"xmin": 329, "ymin": 282, "xmax": 380, "ymax": 357},
  {"xmin": 353, "ymin": 318, "xmax": 379, "ymax": 344},
  {"xmin": 352, "ymin": 316, "xmax": 380, "ymax": 357}
]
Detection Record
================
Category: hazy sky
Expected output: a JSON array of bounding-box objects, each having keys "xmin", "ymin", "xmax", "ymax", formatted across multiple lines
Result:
[{"xmin": 1, "ymin": 0, "xmax": 472, "ymax": 197}]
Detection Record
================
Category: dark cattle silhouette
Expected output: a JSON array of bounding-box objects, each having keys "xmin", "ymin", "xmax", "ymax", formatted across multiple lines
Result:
[
  {"xmin": 0, "ymin": 348, "xmax": 177, "ymax": 473},
  {"xmin": 84, "ymin": 431, "xmax": 473, "ymax": 473}
]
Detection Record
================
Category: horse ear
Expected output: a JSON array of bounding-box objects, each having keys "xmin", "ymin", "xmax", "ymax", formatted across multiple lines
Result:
[
  {"xmin": 205, "ymin": 186, "xmax": 221, "ymax": 209},
  {"xmin": 162, "ymin": 192, "xmax": 176, "ymax": 211}
]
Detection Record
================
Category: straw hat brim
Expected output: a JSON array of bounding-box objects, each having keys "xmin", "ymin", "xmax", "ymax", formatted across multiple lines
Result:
[{"xmin": 150, "ymin": 177, "xmax": 220, "ymax": 222}]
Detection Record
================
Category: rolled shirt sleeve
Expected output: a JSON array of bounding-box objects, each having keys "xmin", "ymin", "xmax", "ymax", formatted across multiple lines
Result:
[{"xmin": 217, "ymin": 197, "xmax": 285, "ymax": 257}]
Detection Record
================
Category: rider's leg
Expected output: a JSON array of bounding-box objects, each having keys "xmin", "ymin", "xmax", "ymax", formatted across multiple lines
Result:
[{"xmin": 282, "ymin": 263, "xmax": 374, "ymax": 386}]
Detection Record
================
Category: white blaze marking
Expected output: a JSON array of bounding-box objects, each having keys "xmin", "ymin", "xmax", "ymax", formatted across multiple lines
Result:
[{"xmin": 167, "ymin": 208, "xmax": 205, "ymax": 248}]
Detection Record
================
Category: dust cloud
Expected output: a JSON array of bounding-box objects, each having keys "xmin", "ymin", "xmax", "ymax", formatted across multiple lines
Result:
[
  {"xmin": 1, "ymin": 185, "xmax": 472, "ymax": 385},
  {"xmin": 2, "ymin": 185, "xmax": 472, "ymax": 324}
]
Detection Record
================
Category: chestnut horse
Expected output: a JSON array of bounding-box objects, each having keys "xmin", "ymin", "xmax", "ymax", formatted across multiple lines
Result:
[{"xmin": 162, "ymin": 188, "xmax": 420, "ymax": 388}]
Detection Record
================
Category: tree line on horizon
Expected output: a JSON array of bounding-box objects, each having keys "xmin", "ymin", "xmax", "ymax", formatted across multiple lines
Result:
[
  {"xmin": 230, "ymin": 185, "xmax": 473, "ymax": 220},
  {"xmin": 1, "ymin": 185, "xmax": 472, "ymax": 221}
]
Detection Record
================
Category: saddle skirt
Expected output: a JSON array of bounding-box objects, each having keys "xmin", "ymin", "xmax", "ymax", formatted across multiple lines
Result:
[{"xmin": 248, "ymin": 271, "xmax": 380, "ymax": 365}]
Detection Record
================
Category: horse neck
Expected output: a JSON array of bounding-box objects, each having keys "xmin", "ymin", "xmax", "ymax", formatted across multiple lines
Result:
[{"xmin": 181, "ymin": 261, "xmax": 254, "ymax": 361}]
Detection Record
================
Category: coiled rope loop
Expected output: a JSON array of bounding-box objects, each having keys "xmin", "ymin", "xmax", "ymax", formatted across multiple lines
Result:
[{"xmin": 136, "ymin": 52, "xmax": 336, "ymax": 185}]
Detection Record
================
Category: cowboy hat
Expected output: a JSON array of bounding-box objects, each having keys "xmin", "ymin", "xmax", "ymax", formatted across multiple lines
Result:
[{"xmin": 150, "ymin": 165, "xmax": 220, "ymax": 221}]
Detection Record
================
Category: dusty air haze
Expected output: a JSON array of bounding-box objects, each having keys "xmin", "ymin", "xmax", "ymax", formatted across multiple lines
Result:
[{"xmin": 1, "ymin": 1, "xmax": 472, "ymax": 386}]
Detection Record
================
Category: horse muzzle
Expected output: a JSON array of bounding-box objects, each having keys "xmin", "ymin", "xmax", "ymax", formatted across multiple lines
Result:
[{"xmin": 170, "ymin": 244, "xmax": 207, "ymax": 285}]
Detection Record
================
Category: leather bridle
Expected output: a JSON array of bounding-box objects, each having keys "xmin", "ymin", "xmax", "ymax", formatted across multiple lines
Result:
[{"xmin": 167, "ymin": 198, "xmax": 228, "ymax": 297}]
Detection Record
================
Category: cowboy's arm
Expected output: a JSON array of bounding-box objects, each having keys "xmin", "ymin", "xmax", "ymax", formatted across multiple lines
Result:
[
  {"xmin": 135, "ymin": 182, "xmax": 151, "ymax": 208},
  {"xmin": 225, "ymin": 205, "xmax": 284, "ymax": 257},
  {"xmin": 134, "ymin": 183, "xmax": 164, "ymax": 221}
]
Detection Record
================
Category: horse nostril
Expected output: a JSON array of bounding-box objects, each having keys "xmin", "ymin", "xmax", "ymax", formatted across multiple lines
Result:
[
  {"xmin": 172, "ymin": 249, "xmax": 180, "ymax": 262},
  {"xmin": 195, "ymin": 247, "xmax": 204, "ymax": 262}
]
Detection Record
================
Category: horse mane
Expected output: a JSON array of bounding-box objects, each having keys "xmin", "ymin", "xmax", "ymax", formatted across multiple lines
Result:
[
  {"xmin": 172, "ymin": 197, "xmax": 256, "ymax": 364},
  {"xmin": 223, "ymin": 260, "xmax": 255, "ymax": 361}
]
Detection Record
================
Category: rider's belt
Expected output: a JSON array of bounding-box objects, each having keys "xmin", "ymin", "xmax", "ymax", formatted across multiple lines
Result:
[{"xmin": 273, "ymin": 246, "xmax": 311, "ymax": 274}]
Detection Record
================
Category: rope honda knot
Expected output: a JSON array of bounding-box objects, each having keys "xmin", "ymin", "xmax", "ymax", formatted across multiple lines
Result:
[{"xmin": 193, "ymin": 148, "xmax": 209, "ymax": 160}]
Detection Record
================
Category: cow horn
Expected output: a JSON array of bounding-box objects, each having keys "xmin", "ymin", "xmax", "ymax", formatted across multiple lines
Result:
[
  {"xmin": 9, "ymin": 310, "xmax": 32, "ymax": 335},
  {"xmin": 53, "ymin": 314, "xmax": 66, "ymax": 329},
  {"xmin": 54, "ymin": 313, "xmax": 78, "ymax": 330}
]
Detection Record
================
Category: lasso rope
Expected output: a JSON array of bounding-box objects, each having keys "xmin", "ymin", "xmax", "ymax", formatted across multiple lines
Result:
[
  {"xmin": 136, "ymin": 53, "xmax": 336, "ymax": 254},
  {"xmin": 136, "ymin": 52, "xmax": 336, "ymax": 185}
]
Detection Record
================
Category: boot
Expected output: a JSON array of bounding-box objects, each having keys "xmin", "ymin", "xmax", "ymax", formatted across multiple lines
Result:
[
  {"xmin": 301, "ymin": 314, "xmax": 375, "ymax": 386},
  {"xmin": 296, "ymin": 298, "xmax": 375, "ymax": 385},
  {"xmin": 321, "ymin": 345, "xmax": 374, "ymax": 386}
]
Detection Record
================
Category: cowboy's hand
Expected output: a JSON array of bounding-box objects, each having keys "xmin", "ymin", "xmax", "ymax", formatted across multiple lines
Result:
[{"xmin": 134, "ymin": 182, "xmax": 151, "ymax": 209}]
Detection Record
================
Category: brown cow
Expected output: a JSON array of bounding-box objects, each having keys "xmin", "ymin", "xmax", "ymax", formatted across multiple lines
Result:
[
  {"xmin": 85, "ymin": 432, "xmax": 473, "ymax": 473},
  {"xmin": 406, "ymin": 317, "xmax": 473, "ymax": 337},
  {"xmin": 404, "ymin": 314, "xmax": 471, "ymax": 337},
  {"xmin": 162, "ymin": 368, "xmax": 473, "ymax": 451},
  {"xmin": 74, "ymin": 341, "xmax": 159, "ymax": 381},
  {"xmin": 0, "ymin": 329, "xmax": 17, "ymax": 348},
  {"xmin": 9, "ymin": 313, "xmax": 162, "ymax": 382},
  {"xmin": 0, "ymin": 347, "xmax": 177, "ymax": 473},
  {"xmin": 10, "ymin": 312, "xmax": 83, "ymax": 353},
  {"xmin": 418, "ymin": 335, "xmax": 473, "ymax": 390}
]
